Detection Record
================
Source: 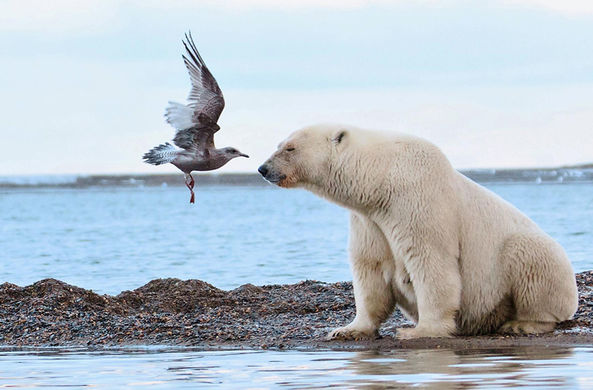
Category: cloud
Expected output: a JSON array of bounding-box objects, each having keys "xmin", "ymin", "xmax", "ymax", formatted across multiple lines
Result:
[
  {"xmin": 143, "ymin": 0, "xmax": 593, "ymax": 14},
  {"xmin": 138, "ymin": 0, "xmax": 435, "ymax": 10},
  {"xmin": 3, "ymin": 63, "xmax": 591, "ymax": 175},
  {"xmin": 503, "ymin": 0, "xmax": 593, "ymax": 15},
  {"xmin": 0, "ymin": 0, "xmax": 119, "ymax": 33},
  {"xmin": 2, "ymin": 0, "xmax": 591, "ymax": 35}
]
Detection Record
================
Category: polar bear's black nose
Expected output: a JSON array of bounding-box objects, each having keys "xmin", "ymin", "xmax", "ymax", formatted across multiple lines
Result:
[{"xmin": 258, "ymin": 164, "xmax": 269, "ymax": 177}]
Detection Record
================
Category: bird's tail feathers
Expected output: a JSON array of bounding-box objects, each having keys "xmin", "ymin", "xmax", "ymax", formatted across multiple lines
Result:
[
  {"xmin": 165, "ymin": 101, "xmax": 195, "ymax": 130},
  {"xmin": 143, "ymin": 142, "xmax": 178, "ymax": 165}
]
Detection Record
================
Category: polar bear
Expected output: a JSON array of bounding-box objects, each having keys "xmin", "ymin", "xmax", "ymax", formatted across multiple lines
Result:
[{"xmin": 258, "ymin": 124, "xmax": 578, "ymax": 339}]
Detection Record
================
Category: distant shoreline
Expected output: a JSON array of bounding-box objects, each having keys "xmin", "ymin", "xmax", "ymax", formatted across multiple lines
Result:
[{"xmin": 1, "ymin": 164, "xmax": 593, "ymax": 189}]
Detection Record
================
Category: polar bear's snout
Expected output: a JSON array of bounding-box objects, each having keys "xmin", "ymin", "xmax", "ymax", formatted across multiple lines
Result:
[
  {"xmin": 257, "ymin": 164, "xmax": 269, "ymax": 177},
  {"xmin": 258, "ymin": 163, "xmax": 287, "ymax": 185}
]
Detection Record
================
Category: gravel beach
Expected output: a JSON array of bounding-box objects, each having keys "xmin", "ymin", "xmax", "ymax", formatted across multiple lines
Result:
[{"xmin": 1, "ymin": 271, "xmax": 592, "ymax": 350}]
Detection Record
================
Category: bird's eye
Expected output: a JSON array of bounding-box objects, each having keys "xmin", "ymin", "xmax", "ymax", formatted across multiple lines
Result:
[{"xmin": 286, "ymin": 147, "xmax": 295, "ymax": 152}]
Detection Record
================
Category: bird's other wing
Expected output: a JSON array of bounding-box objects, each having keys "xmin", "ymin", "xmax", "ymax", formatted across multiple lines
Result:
[
  {"xmin": 172, "ymin": 127, "xmax": 215, "ymax": 155},
  {"xmin": 182, "ymin": 32, "xmax": 225, "ymax": 126},
  {"xmin": 165, "ymin": 101, "xmax": 195, "ymax": 131}
]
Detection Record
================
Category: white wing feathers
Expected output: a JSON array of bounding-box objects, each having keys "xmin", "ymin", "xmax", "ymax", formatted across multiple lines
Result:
[{"xmin": 165, "ymin": 101, "xmax": 196, "ymax": 131}]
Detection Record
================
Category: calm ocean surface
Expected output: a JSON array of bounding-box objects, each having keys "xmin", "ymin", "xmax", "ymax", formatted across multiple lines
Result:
[
  {"xmin": 1, "ymin": 182, "xmax": 592, "ymax": 388},
  {"xmin": 1, "ymin": 183, "xmax": 592, "ymax": 294}
]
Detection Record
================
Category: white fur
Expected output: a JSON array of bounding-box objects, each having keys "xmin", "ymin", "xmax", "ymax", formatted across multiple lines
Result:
[{"xmin": 262, "ymin": 124, "xmax": 578, "ymax": 339}]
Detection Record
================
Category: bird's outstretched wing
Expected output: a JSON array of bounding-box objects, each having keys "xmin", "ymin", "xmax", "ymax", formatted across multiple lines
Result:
[
  {"xmin": 182, "ymin": 32, "xmax": 225, "ymax": 123},
  {"xmin": 165, "ymin": 32, "xmax": 225, "ymax": 152}
]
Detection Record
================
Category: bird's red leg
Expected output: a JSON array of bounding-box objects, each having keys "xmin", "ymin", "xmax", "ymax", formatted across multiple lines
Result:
[
  {"xmin": 185, "ymin": 173, "xmax": 196, "ymax": 204},
  {"xmin": 189, "ymin": 174, "xmax": 195, "ymax": 204}
]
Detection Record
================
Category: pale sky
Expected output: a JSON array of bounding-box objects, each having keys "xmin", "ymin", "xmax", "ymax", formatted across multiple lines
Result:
[{"xmin": 1, "ymin": 0, "xmax": 592, "ymax": 175}]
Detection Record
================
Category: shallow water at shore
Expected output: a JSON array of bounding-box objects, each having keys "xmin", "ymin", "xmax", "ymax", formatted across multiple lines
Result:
[
  {"xmin": 1, "ymin": 346, "xmax": 592, "ymax": 389},
  {"xmin": 1, "ymin": 183, "xmax": 591, "ymax": 294}
]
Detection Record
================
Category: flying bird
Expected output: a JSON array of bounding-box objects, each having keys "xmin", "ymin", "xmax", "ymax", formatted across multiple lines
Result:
[{"xmin": 143, "ymin": 32, "xmax": 248, "ymax": 203}]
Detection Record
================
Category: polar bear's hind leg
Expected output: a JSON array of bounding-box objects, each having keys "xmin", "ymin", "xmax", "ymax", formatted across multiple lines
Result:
[
  {"xmin": 499, "ymin": 320, "xmax": 556, "ymax": 335},
  {"xmin": 498, "ymin": 233, "xmax": 578, "ymax": 335}
]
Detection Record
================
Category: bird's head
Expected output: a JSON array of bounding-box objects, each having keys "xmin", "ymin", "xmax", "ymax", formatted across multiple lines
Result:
[{"xmin": 223, "ymin": 147, "xmax": 249, "ymax": 159}]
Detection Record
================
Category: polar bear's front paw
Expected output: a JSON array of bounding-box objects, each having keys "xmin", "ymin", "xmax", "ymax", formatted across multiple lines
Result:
[
  {"xmin": 396, "ymin": 326, "xmax": 453, "ymax": 340},
  {"xmin": 326, "ymin": 326, "xmax": 379, "ymax": 341}
]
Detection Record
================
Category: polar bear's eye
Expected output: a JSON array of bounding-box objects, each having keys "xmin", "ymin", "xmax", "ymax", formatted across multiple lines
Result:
[{"xmin": 286, "ymin": 147, "xmax": 295, "ymax": 152}]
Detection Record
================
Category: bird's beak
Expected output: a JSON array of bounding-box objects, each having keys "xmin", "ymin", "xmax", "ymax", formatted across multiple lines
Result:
[{"xmin": 239, "ymin": 153, "xmax": 249, "ymax": 158}]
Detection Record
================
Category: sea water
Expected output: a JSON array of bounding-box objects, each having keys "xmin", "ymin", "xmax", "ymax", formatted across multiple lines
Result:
[
  {"xmin": 1, "ymin": 346, "xmax": 593, "ymax": 389},
  {"xmin": 1, "ymin": 183, "xmax": 591, "ymax": 294},
  {"xmin": 0, "ymin": 182, "xmax": 592, "ymax": 388}
]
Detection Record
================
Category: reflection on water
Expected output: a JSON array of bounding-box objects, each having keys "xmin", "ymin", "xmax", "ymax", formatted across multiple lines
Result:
[{"xmin": 0, "ymin": 347, "xmax": 592, "ymax": 388}]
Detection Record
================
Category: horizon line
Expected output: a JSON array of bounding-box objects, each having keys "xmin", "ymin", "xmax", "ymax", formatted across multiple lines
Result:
[{"xmin": 1, "ymin": 162, "xmax": 593, "ymax": 178}]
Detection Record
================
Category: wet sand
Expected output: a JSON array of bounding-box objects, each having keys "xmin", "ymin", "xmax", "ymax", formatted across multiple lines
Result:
[{"xmin": 1, "ymin": 271, "xmax": 592, "ymax": 350}]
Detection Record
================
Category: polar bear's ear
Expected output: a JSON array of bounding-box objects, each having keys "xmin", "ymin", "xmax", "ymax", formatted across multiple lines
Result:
[{"xmin": 332, "ymin": 130, "xmax": 347, "ymax": 145}]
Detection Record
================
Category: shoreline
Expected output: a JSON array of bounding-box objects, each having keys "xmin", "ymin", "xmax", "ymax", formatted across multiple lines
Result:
[
  {"xmin": 1, "ymin": 335, "xmax": 592, "ymax": 352},
  {"xmin": 1, "ymin": 271, "xmax": 592, "ymax": 350},
  {"xmin": 2, "ymin": 165, "xmax": 593, "ymax": 189}
]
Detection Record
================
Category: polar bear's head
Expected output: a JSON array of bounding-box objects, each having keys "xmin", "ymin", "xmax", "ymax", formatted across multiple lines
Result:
[{"xmin": 258, "ymin": 124, "xmax": 348, "ymax": 189}]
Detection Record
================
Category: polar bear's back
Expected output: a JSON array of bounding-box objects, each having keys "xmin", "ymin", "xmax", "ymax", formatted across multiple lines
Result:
[
  {"xmin": 355, "ymin": 128, "xmax": 541, "ymax": 234},
  {"xmin": 348, "ymin": 127, "xmax": 560, "ymax": 265}
]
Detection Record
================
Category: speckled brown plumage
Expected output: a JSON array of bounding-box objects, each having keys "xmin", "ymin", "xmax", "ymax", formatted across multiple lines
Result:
[{"xmin": 142, "ymin": 32, "xmax": 247, "ymax": 203}]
